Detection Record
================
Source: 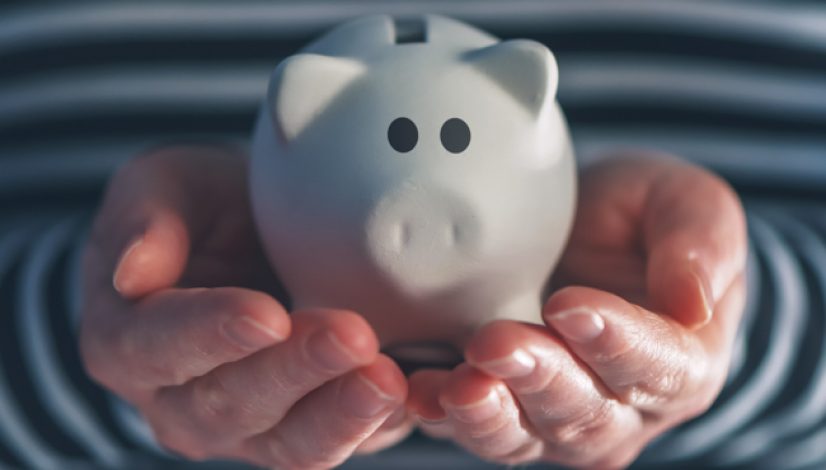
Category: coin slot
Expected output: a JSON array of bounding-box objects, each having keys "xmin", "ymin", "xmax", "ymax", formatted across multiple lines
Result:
[{"xmin": 394, "ymin": 17, "xmax": 426, "ymax": 44}]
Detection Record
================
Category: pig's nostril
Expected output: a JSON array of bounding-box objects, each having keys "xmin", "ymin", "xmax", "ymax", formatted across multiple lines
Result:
[
  {"xmin": 446, "ymin": 222, "xmax": 461, "ymax": 246},
  {"xmin": 366, "ymin": 186, "xmax": 482, "ymax": 279},
  {"xmin": 400, "ymin": 222, "xmax": 412, "ymax": 246},
  {"xmin": 390, "ymin": 221, "xmax": 412, "ymax": 251},
  {"xmin": 388, "ymin": 220, "xmax": 468, "ymax": 251}
]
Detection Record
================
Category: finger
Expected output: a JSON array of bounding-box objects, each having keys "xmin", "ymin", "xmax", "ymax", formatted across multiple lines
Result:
[
  {"xmin": 555, "ymin": 154, "xmax": 673, "ymax": 297},
  {"xmin": 354, "ymin": 406, "xmax": 415, "ymax": 455},
  {"xmin": 80, "ymin": 286, "xmax": 289, "ymax": 401},
  {"xmin": 560, "ymin": 154, "xmax": 747, "ymax": 328},
  {"xmin": 107, "ymin": 208, "xmax": 190, "ymax": 299},
  {"xmin": 640, "ymin": 156, "xmax": 747, "ymax": 327},
  {"xmin": 465, "ymin": 320, "xmax": 641, "ymax": 464},
  {"xmin": 86, "ymin": 144, "xmax": 250, "ymax": 299},
  {"xmin": 407, "ymin": 369, "xmax": 454, "ymax": 439},
  {"xmin": 438, "ymin": 365, "xmax": 544, "ymax": 465},
  {"xmin": 150, "ymin": 309, "xmax": 378, "ymax": 447},
  {"xmin": 242, "ymin": 354, "xmax": 406, "ymax": 470},
  {"xmin": 543, "ymin": 286, "xmax": 711, "ymax": 413},
  {"xmin": 698, "ymin": 272, "xmax": 748, "ymax": 360}
]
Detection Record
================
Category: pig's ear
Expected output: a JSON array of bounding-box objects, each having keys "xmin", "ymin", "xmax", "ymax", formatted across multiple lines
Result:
[
  {"xmin": 268, "ymin": 54, "xmax": 365, "ymax": 142},
  {"xmin": 466, "ymin": 40, "xmax": 558, "ymax": 116}
]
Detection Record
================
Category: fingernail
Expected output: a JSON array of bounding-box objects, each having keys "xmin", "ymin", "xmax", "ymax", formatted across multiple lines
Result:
[
  {"xmin": 339, "ymin": 373, "xmax": 397, "ymax": 419},
  {"xmin": 414, "ymin": 413, "xmax": 449, "ymax": 427},
  {"xmin": 306, "ymin": 329, "xmax": 361, "ymax": 372},
  {"xmin": 112, "ymin": 237, "xmax": 143, "ymax": 294},
  {"xmin": 476, "ymin": 349, "xmax": 536, "ymax": 378},
  {"xmin": 443, "ymin": 387, "xmax": 502, "ymax": 423},
  {"xmin": 383, "ymin": 406, "xmax": 408, "ymax": 428},
  {"xmin": 221, "ymin": 316, "xmax": 283, "ymax": 351},
  {"xmin": 413, "ymin": 413, "xmax": 453, "ymax": 436},
  {"xmin": 690, "ymin": 266, "xmax": 714, "ymax": 326},
  {"xmin": 547, "ymin": 308, "xmax": 605, "ymax": 343},
  {"xmin": 415, "ymin": 414, "xmax": 447, "ymax": 426}
]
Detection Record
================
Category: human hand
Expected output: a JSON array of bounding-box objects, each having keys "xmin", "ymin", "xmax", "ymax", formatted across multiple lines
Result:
[
  {"xmin": 407, "ymin": 154, "xmax": 748, "ymax": 468},
  {"xmin": 80, "ymin": 145, "xmax": 412, "ymax": 469}
]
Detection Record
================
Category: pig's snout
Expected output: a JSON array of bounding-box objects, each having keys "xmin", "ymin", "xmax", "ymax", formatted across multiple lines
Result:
[{"xmin": 365, "ymin": 184, "xmax": 482, "ymax": 290}]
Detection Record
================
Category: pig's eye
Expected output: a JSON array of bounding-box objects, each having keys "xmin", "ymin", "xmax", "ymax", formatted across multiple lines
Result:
[
  {"xmin": 440, "ymin": 118, "xmax": 470, "ymax": 154},
  {"xmin": 388, "ymin": 117, "xmax": 418, "ymax": 153}
]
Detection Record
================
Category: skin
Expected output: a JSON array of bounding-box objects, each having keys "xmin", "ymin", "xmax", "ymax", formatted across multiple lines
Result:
[
  {"xmin": 80, "ymin": 145, "xmax": 412, "ymax": 469},
  {"xmin": 81, "ymin": 145, "xmax": 747, "ymax": 469},
  {"xmin": 407, "ymin": 153, "xmax": 748, "ymax": 468}
]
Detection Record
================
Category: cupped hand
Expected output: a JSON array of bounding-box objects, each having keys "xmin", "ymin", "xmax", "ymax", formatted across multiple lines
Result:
[
  {"xmin": 407, "ymin": 154, "xmax": 748, "ymax": 469},
  {"xmin": 80, "ymin": 145, "xmax": 412, "ymax": 469}
]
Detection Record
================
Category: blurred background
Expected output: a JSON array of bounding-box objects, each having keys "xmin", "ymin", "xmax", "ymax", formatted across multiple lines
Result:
[{"xmin": 0, "ymin": 1, "xmax": 824, "ymax": 469}]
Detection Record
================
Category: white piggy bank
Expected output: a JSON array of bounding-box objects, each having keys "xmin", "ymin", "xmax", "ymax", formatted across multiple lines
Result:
[{"xmin": 250, "ymin": 14, "xmax": 576, "ymax": 360}]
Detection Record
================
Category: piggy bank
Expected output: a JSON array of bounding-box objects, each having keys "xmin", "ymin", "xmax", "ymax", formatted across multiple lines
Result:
[{"xmin": 250, "ymin": 14, "xmax": 576, "ymax": 361}]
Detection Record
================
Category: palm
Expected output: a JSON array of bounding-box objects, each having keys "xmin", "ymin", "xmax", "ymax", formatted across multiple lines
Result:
[
  {"xmin": 406, "ymin": 153, "xmax": 748, "ymax": 468},
  {"xmin": 83, "ymin": 145, "xmax": 411, "ymax": 468},
  {"xmin": 553, "ymin": 157, "xmax": 655, "ymax": 307}
]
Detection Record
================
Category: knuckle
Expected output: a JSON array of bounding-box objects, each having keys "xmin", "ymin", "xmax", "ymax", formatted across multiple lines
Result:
[
  {"xmin": 265, "ymin": 349, "xmax": 326, "ymax": 396},
  {"xmin": 113, "ymin": 318, "xmax": 190, "ymax": 387},
  {"xmin": 594, "ymin": 322, "xmax": 702, "ymax": 409},
  {"xmin": 592, "ymin": 332, "xmax": 638, "ymax": 369},
  {"xmin": 111, "ymin": 324, "xmax": 171, "ymax": 386},
  {"xmin": 189, "ymin": 373, "xmax": 244, "ymax": 429},
  {"xmin": 547, "ymin": 400, "xmax": 617, "ymax": 450},
  {"xmin": 632, "ymin": 339, "xmax": 708, "ymax": 410},
  {"xmin": 466, "ymin": 414, "xmax": 512, "ymax": 441},
  {"xmin": 626, "ymin": 361, "xmax": 690, "ymax": 408}
]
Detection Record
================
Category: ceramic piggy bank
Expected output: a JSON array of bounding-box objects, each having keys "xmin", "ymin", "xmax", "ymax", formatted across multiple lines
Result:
[{"xmin": 250, "ymin": 14, "xmax": 576, "ymax": 360}]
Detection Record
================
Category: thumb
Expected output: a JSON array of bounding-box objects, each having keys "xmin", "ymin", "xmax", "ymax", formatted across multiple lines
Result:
[
  {"xmin": 110, "ymin": 207, "xmax": 190, "ymax": 299},
  {"xmin": 89, "ymin": 145, "xmax": 237, "ymax": 300},
  {"xmin": 642, "ymin": 159, "xmax": 747, "ymax": 329}
]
